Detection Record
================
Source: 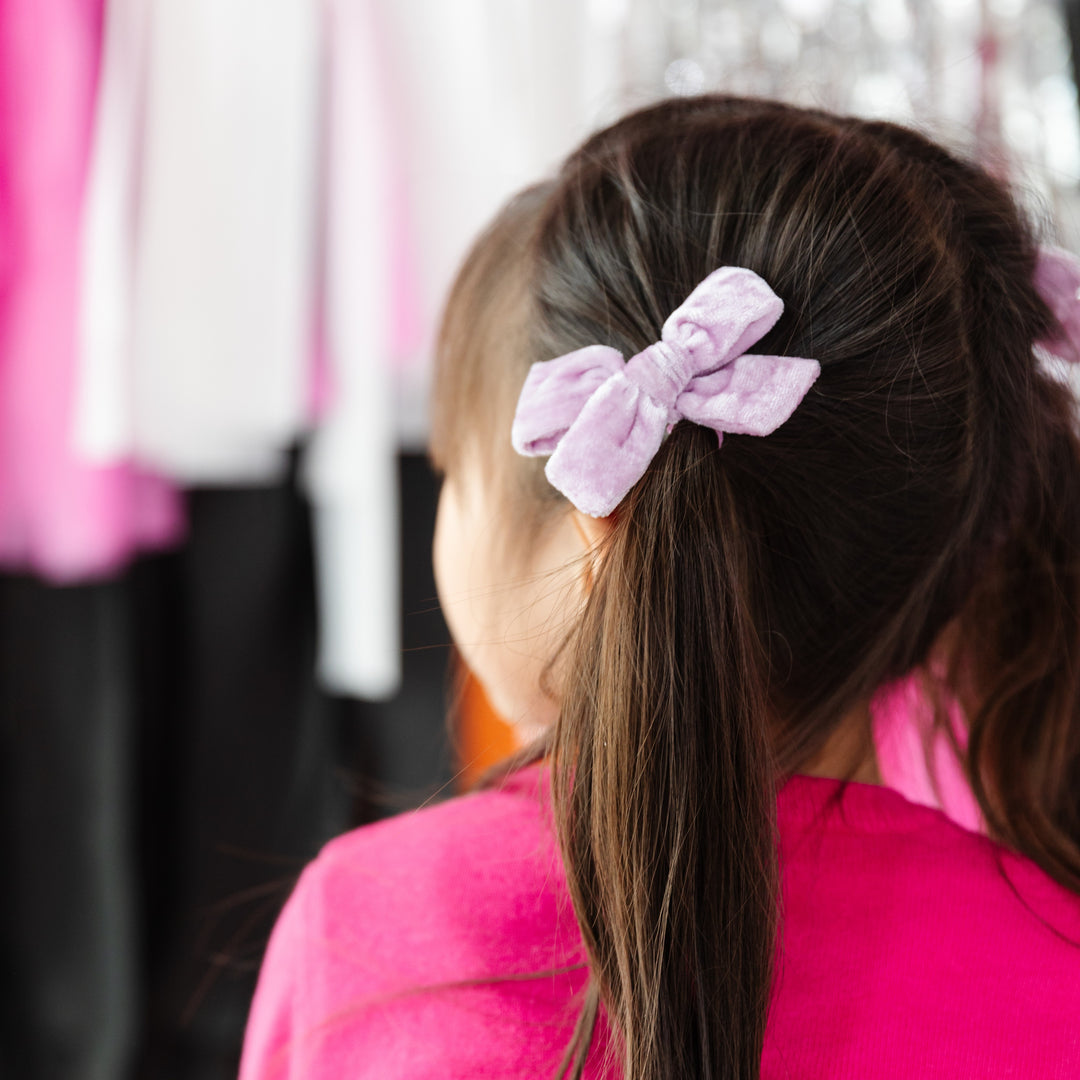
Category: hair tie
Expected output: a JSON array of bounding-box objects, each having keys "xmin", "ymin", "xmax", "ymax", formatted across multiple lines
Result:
[
  {"xmin": 511, "ymin": 266, "xmax": 821, "ymax": 517},
  {"xmin": 1034, "ymin": 245, "xmax": 1080, "ymax": 365}
]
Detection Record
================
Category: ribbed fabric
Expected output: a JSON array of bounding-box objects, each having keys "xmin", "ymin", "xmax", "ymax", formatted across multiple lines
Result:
[{"xmin": 240, "ymin": 765, "xmax": 1080, "ymax": 1079}]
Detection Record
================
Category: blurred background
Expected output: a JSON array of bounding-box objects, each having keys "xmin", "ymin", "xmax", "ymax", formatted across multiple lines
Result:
[{"xmin": 2, "ymin": 0, "xmax": 1079, "ymax": 1077}]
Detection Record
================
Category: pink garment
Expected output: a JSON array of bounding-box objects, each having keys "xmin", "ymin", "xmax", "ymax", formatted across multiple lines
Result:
[
  {"xmin": 871, "ymin": 674, "xmax": 984, "ymax": 833},
  {"xmin": 241, "ymin": 765, "xmax": 1080, "ymax": 1079},
  {"xmin": 0, "ymin": 0, "xmax": 181, "ymax": 582}
]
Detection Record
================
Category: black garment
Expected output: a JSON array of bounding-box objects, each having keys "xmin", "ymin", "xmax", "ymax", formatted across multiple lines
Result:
[
  {"xmin": 340, "ymin": 455, "xmax": 456, "ymax": 823},
  {"xmin": 0, "ymin": 574, "xmax": 138, "ymax": 1080},
  {"xmin": 133, "ymin": 473, "xmax": 346, "ymax": 1080},
  {"xmin": 0, "ymin": 454, "xmax": 453, "ymax": 1080}
]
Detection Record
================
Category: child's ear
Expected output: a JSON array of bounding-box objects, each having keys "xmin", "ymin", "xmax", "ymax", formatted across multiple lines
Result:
[{"xmin": 570, "ymin": 510, "xmax": 615, "ymax": 593}]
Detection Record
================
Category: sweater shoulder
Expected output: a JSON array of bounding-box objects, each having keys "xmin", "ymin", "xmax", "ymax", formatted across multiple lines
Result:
[
  {"xmin": 240, "ymin": 767, "xmax": 593, "ymax": 1079},
  {"xmin": 295, "ymin": 766, "xmax": 578, "ymax": 983}
]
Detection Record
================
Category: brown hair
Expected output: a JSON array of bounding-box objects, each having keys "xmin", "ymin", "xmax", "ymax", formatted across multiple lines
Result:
[{"xmin": 431, "ymin": 95, "xmax": 1080, "ymax": 1078}]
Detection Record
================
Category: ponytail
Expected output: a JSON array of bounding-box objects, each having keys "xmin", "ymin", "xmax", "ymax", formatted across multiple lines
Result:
[{"xmin": 550, "ymin": 424, "xmax": 778, "ymax": 1079}]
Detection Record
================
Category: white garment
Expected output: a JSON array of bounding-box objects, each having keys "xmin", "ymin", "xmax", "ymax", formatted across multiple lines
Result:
[
  {"xmin": 76, "ymin": 0, "xmax": 149, "ymax": 465},
  {"xmin": 80, "ymin": 0, "xmax": 320, "ymax": 482},
  {"xmin": 305, "ymin": 0, "xmax": 399, "ymax": 697}
]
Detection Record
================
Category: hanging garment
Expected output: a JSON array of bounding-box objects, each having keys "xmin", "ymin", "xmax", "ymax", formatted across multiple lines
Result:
[
  {"xmin": 304, "ymin": 0, "xmax": 400, "ymax": 697},
  {"xmin": 335, "ymin": 454, "xmax": 456, "ymax": 824},
  {"xmin": 132, "ymin": 469, "xmax": 348, "ymax": 1079},
  {"xmin": 78, "ymin": 0, "xmax": 403, "ymax": 698},
  {"xmin": 78, "ymin": 0, "xmax": 321, "ymax": 482},
  {"xmin": 0, "ymin": 468, "xmax": 351, "ymax": 1080},
  {"xmin": 0, "ymin": 0, "xmax": 182, "ymax": 582},
  {"xmin": 0, "ymin": 573, "xmax": 139, "ymax": 1080}
]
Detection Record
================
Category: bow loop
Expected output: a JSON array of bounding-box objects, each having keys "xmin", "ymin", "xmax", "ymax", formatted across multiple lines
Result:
[
  {"xmin": 511, "ymin": 345, "xmax": 625, "ymax": 456},
  {"xmin": 661, "ymin": 265, "xmax": 786, "ymax": 369}
]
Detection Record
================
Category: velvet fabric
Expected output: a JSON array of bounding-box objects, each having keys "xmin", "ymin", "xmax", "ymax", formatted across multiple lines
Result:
[{"xmin": 511, "ymin": 267, "xmax": 820, "ymax": 516}]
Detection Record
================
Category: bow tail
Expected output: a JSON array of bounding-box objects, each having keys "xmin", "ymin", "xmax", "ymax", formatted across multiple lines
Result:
[
  {"xmin": 545, "ymin": 374, "xmax": 669, "ymax": 517},
  {"xmin": 678, "ymin": 353, "xmax": 821, "ymax": 437}
]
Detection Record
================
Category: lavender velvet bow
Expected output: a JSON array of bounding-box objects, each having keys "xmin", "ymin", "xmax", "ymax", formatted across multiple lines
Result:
[
  {"xmin": 1034, "ymin": 245, "xmax": 1080, "ymax": 365},
  {"xmin": 511, "ymin": 266, "xmax": 821, "ymax": 517}
]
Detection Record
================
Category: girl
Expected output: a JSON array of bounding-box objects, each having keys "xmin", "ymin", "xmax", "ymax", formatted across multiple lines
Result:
[{"xmin": 240, "ymin": 96, "xmax": 1080, "ymax": 1079}]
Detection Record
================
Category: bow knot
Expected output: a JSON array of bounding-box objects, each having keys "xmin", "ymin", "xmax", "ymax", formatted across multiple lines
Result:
[
  {"xmin": 511, "ymin": 266, "xmax": 821, "ymax": 517},
  {"xmin": 623, "ymin": 339, "xmax": 695, "ymax": 418}
]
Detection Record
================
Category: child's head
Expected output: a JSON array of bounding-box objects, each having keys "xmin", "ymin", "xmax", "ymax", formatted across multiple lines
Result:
[{"xmin": 430, "ymin": 95, "xmax": 1080, "ymax": 1076}]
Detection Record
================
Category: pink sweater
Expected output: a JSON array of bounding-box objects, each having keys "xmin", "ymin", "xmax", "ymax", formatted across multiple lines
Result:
[{"xmin": 240, "ymin": 766, "xmax": 1080, "ymax": 1078}]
